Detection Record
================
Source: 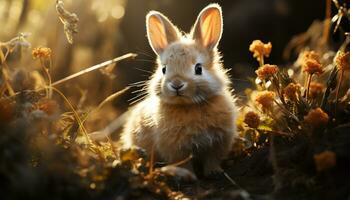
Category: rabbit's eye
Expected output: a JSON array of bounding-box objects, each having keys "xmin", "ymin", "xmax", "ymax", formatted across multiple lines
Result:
[
  {"xmin": 162, "ymin": 66, "xmax": 166, "ymax": 74},
  {"xmin": 195, "ymin": 63, "xmax": 202, "ymax": 75}
]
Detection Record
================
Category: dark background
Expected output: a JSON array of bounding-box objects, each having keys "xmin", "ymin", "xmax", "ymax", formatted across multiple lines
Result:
[
  {"xmin": 0, "ymin": 0, "xmax": 329, "ymax": 124},
  {"xmin": 116, "ymin": 0, "xmax": 326, "ymax": 95}
]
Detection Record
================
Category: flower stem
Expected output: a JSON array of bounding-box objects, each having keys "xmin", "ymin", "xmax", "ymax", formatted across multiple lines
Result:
[
  {"xmin": 40, "ymin": 58, "xmax": 52, "ymax": 98},
  {"xmin": 44, "ymin": 68, "xmax": 52, "ymax": 99},
  {"xmin": 335, "ymin": 69, "xmax": 344, "ymax": 113},
  {"xmin": 259, "ymin": 55, "xmax": 264, "ymax": 67},
  {"xmin": 306, "ymin": 74, "xmax": 312, "ymax": 101}
]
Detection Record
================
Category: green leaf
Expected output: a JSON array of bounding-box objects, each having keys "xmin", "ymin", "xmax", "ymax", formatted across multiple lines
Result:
[{"xmin": 257, "ymin": 124, "xmax": 273, "ymax": 131}]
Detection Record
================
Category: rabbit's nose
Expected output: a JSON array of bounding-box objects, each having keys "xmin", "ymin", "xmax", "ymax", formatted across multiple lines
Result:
[
  {"xmin": 170, "ymin": 83, "xmax": 184, "ymax": 90},
  {"xmin": 168, "ymin": 79, "xmax": 187, "ymax": 91}
]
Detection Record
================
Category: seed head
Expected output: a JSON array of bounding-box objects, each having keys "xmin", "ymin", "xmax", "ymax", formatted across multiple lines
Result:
[{"xmin": 244, "ymin": 111, "xmax": 260, "ymax": 129}]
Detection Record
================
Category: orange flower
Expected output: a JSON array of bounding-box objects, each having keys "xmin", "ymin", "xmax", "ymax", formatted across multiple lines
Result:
[
  {"xmin": 255, "ymin": 64, "xmax": 279, "ymax": 80},
  {"xmin": 300, "ymin": 51, "xmax": 323, "ymax": 75},
  {"xmin": 32, "ymin": 47, "xmax": 52, "ymax": 59},
  {"xmin": 283, "ymin": 83, "xmax": 301, "ymax": 101},
  {"xmin": 314, "ymin": 150, "xmax": 336, "ymax": 172},
  {"xmin": 302, "ymin": 59, "xmax": 323, "ymax": 75},
  {"xmin": 302, "ymin": 51, "xmax": 320, "ymax": 63},
  {"xmin": 304, "ymin": 108, "xmax": 329, "ymax": 127},
  {"xmin": 334, "ymin": 51, "xmax": 350, "ymax": 70},
  {"xmin": 254, "ymin": 91, "xmax": 275, "ymax": 111},
  {"xmin": 244, "ymin": 111, "xmax": 260, "ymax": 128},
  {"xmin": 249, "ymin": 40, "xmax": 272, "ymax": 62},
  {"xmin": 309, "ymin": 82, "xmax": 324, "ymax": 99}
]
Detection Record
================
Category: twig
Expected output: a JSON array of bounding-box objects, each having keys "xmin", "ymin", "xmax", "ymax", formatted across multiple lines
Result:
[
  {"xmin": 335, "ymin": 69, "xmax": 344, "ymax": 115},
  {"xmin": 52, "ymin": 53, "xmax": 137, "ymax": 86},
  {"xmin": 11, "ymin": 53, "xmax": 137, "ymax": 97},
  {"xmin": 168, "ymin": 154, "xmax": 193, "ymax": 167},
  {"xmin": 149, "ymin": 145, "xmax": 155, "ymax": 174},
  {"xmin": 223, "ymin": 172, "xmax": 251, "ymax": 199},
  {"xmin": 322, "ymin": 0, "xmax": 332, "ymax": 44},
  {"xmin": 306, "ymin": 74, "xmax": 313, "ymax": 101},
  {"xmin": 223, "ymin": 172, "xmax": 240, "ymax": 188}
]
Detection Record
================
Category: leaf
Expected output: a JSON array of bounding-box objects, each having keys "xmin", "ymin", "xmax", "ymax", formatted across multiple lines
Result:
[
  {"xmin": 119, "ymin": 147, "xmax": 146, "ymax": 162},
  {"xmin": 257, "ymin": 124, "xmax": 273, "ymax": 131}
]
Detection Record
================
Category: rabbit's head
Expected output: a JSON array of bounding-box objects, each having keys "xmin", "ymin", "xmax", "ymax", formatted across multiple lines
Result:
[{"xmin": 146, "ymin": 4, "xmax": 230, "ymax": 105}]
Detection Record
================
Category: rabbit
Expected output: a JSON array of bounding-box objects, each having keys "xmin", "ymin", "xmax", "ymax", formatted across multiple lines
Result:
[{"xmin": 121, "ymin": 3, "xmax": 238, "ymax": 177}]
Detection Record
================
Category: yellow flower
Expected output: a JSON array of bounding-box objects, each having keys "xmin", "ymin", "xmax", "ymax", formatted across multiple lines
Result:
[
  {"xmin": 334, "ymin": 51, "xmax": 350, "ymax": 71},
  {"xmin": 255, "ymin": 64, "xmax": 279, "ymax": 80},
  {"xmin": 314, "ymin": 150, "xmax": 336, "ymax": 172},
  {"xmin": 254, "ymin": 91, "xmax": 275, "ymax": 111},
  {"xmin": 244, "ymin": 111, "xmax": 260, "ymax": 128},
  {"xmin": 283, "ymin": 83, "xmax": 301, "ymax": 101},
  {"xmin": 309, "ymin": 82, "xmax": 324, "ymax": 99},
  {"xmin": 304, "ymin": 108, "xmax": 329, "ymax": 127},
  {"xmin": 32, "ymin": 47, "xmax": 52, "ymax": 59},
  {"xmin": 249, "ymin": 40, "xmax": 272, "ymax": 62}
]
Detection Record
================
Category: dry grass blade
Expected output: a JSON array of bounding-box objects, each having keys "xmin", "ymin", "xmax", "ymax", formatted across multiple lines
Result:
[
  {"xmin": 56, "ymin": 0, "xmax": 79, "ymax": 44},
  {"xmin": 89, "ymin": 111, "xmax": 130, "ymax": 141},
  {"xmin": 168, "ymin": 154, "xmax": 193, "ymax": 167},
  {"xmin": 52, "ymin": 53, "xmax": 137, "ymax": 86},
  {"xmin": 50, "ymin": 86, "xmax": 92, "ymax": 145},
  {"xmin": 96, "ymin": 87, "xmax": 131, "ymax": 111}
]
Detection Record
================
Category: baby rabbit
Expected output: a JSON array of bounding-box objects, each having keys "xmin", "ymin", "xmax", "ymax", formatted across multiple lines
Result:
[{"xmin": 121, "ymin": 3, "xmax": 237, "ymax": 177}]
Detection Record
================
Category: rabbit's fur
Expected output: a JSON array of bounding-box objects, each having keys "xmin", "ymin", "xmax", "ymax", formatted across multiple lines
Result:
[{"xmin": 121, "ymin": 4, "xmax": 237, "ymax": 177}]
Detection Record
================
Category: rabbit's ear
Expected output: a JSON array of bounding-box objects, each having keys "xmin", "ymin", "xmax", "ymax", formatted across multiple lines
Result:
[
  {"xmin": 191, "ymin": 4, "xmax": 223, "ymax": 50},
  {"xmin": 146, "ymin": 11, "xmax": 179, "ymax": 55}
]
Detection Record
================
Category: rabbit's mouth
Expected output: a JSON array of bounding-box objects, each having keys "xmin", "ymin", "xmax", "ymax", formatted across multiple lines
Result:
[
  {"xmin": 160, "ymin": 93, "xmax": 194, "ymax": 105},
  {"xmin": 169, "ymin": 91, "xmax": 186, "ymax": 98},
  {"xmin": 160, "ymin": 92, "xmax": 209, "ymax": 105}
]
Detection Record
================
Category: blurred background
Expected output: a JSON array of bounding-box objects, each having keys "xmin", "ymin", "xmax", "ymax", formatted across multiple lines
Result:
[{"xmin": 0, "ymin": 0, "xmax": 326, "ymax": 130}]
